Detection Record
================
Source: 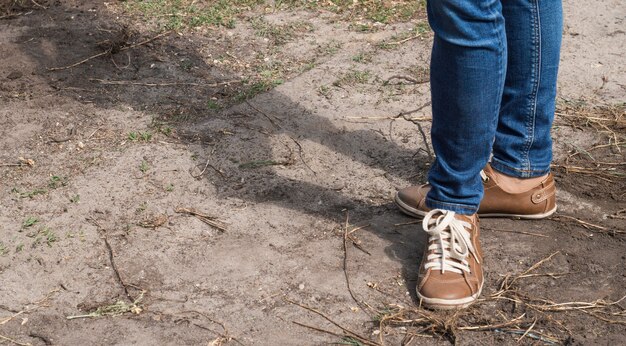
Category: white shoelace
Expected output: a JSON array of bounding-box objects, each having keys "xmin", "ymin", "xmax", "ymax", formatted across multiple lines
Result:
[{"xmin": 422, "ymin": 209, "xmax": 479, "ymax": 274}]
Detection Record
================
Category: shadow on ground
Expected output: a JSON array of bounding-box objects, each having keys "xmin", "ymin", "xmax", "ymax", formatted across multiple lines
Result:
[{"xmin": 12, "ymin": 0, "xmax": 430, "ymax": 298}]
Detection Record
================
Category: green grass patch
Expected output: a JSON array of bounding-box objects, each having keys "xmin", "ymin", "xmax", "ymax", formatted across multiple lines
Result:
[
  {"xmin": 276, "ymin": 0, "xmax": 426, "ymax": 23},
  {"xmin": 234, "ymin": 79, "xmax": 284, "ymax": 102},
  {"xmin": 123, "ymin": 1, "xmax": 426, "ymax": 31},
  {"xmin": 12, "ymin": 187, "xmax": 47, "ymax": 199},
  {"xmin": 123, "ymin": 0, "xmax": 265, "ymax": 30},
  {"xmin": 139, "ymin": 160, "xmax": 150, "ymax": 174},
  {"xmin": 251, "ymin": 18, "xmax": 313, "ymax": 45},
  {"xmin": 22, "ymin": 217, "xmax": 39, "ymax": 228},
  {"xmin": 337, "ymin": 336, "xmax": 365, "ymax": 346},
  {"xmin": 333, "ymin": 69, "xmax": 371, "ymax": 87},
  {"xmin": 316, "ymin": 40, "xmax": 343, "ymax": 56},
  {"xmin": 30, "ymin": 227, "xmax": 59, "ymax": 248},
  {"xmin": 352, "ymin": 52, "xmax": 373, "ymax": 63},
  {"xmin": 318, "ymin": 84, "xmax": 331, "ymax": 98},
  {"xmin": 207, "ymin": 99, "xmax": 222, "ymax": 110},
  {"xmin": 128, "ymin": 131, "xmax": 153, "ymax": 142},
  {"xmin": 49, "ymin": 175, "xmax": 68, "ymax": 189}
]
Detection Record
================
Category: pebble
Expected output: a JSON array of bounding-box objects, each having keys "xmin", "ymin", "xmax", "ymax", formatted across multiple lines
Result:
[{"xmin": 7, "ymin": 71, "xmax": 22, "ymax": 80}]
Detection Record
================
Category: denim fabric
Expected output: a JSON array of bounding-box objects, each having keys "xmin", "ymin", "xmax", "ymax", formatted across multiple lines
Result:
[{"xmin": 425, "ymin": 0, "xmax": 563, "ymax": 215}]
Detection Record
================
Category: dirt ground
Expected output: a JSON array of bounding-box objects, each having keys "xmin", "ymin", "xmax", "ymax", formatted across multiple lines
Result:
[{"xmin": 1, "ymin": 0, "xmax": 625, "ymax": 345}]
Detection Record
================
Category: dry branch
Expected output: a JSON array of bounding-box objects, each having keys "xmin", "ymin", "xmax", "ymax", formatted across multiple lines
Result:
[
  {"xmin": 90, "ymin": 78, "xmax": 240, "ymax": 88},
  {"xmin": 175, "ymin": 207, "xmax": 228, "ymax": 232},
  {"xmin": 341, "ymin": 213, "xmax": 372, "ymax": 315}
]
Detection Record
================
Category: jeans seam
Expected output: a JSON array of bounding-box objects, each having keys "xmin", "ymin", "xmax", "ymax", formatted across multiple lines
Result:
[
  {"xmin": 524, "ymin": 0, "xmax": 541, "ymax": 175},
  {"xmin": 489, "ymin": 1, "xmax": 506, "ymax": 135}
]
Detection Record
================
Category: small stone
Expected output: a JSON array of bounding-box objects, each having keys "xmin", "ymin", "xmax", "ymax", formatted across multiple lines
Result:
[
  {"xmin": 298, "ymin": 283, "xmax": 305, "ymax": 290},
  {"xmin": 7, "ymin": 71, "xmax": 23, "ymax": 80},
  {"xmin": 77, "ymin": 141, "xmax": 85, "ymax": 149}
]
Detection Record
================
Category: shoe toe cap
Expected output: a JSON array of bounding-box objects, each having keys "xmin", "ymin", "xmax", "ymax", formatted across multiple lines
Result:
[
  {"xmin": 418, "ymin": 273, "xmax": 473, "ymax": 301},
  {"xmin": 397, "ymin": 185, "xmax": 429, "ymax": 204}
]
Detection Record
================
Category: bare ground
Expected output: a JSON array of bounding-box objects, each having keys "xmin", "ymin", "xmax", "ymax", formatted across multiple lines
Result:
[{"xmin": 0, "ymin": 1, "xmax": 625, "ymax": 345}]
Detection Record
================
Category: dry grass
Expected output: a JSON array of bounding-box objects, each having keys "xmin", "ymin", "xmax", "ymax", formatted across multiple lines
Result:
[
  {"xmin": 289, "ymin": 250, "xmax": 625, "ymax": 345},
  {"xmin": 555, "ymin": 101, "xmax": 626, "ymax": 181},
  {"xmin": 66, "ymin": 292, "xmax": 145, "ymax": 320},
  {"xmin": 371, "ymin": 251, "xmax": 625, "ymax": 344},
  {"xmin": 556, "ymin": 101, "xmax": 625, "ymax": 151}
]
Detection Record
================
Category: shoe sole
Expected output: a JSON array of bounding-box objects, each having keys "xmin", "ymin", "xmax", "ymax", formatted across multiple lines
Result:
[
  {"xmin": 416, "ymin": 285, "xmax": 483, "ymax": 310},
  {"xmin": 478, "ymin": 207, "xmax": 557, "ymax": 219},
  {"xmin": 394, "ymin": 192, "xmax": 557, "ymax": 220}
]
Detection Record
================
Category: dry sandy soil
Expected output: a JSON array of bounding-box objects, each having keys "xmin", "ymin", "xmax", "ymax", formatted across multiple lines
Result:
[{"xmin": 1, "ymin": 0, "xmax": 625, "ymax": 345}]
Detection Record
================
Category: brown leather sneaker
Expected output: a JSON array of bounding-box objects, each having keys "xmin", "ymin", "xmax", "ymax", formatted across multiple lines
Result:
[
  {"xmin": 394, "ymin": 164, "xmax": 557, "ymax": 219},
  {"xmin": 417, "ymin": 210, "xmax": 483, "ymax": 310}
]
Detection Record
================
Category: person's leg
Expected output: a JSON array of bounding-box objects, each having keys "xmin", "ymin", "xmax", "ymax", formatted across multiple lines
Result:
[
  {"xmin": 492, "ymin": 0, "xmax": 563, "ymax": 178},
  {"xmin": 425, "ymin": 0, "xmax": 507, "ymax": 215},
  {"xmin": 396, "ymin": 0, "xmax": 561, "ymax": 220},
  {"xmin": 416, "ymin": 0, "xmax": 506, "ymax": 310}
]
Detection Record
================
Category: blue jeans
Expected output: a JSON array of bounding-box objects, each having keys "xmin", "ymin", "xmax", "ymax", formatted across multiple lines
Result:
[{"xmin": 425, "ymin": 0, "xmax": 563, "ymax": 215}]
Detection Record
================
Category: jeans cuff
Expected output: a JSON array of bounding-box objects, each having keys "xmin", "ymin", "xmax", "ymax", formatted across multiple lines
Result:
[
  {"xmin": 424, "ymin": 198, "xmax": 478, "ymax": 216},
  {"xmin": 491, "ymin": 157, "xmax": 551, "ymax": 178}
]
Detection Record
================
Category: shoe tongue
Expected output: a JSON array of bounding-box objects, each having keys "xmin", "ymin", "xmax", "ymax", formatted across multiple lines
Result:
[{"xmin": 431, "ymin": 269, "xmax": 466, "ymax": 279}]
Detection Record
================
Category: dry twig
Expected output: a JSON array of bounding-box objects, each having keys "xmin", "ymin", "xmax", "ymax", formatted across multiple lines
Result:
[
  {"xmin": 87, "ymin": 218, "xmax": 137, "ymax": 302},
  {"xmin": 388, "ymin": 35, "xmax": 421, "ymax": 46},
  {"xmin": 482, "ymin": 226, "xmax": 548, "ymax": 238},
  {"xmin": 90, "ymin": 78, "xmax": 240, "ymax": 88},
  {"xmin": 245, "ymin": 100, "xmax": 282, "ymax": 129},
  {"xmin": 341, "ymin": 212, "xmax": 372, "ymax": 316},
  {"xmin": 0, "ymin": 289, "xmax": 60, "ymax": 326},
  {"xmin": 175, "ymin": 207, "xmax": 228, "ymax": 232},
  {"xmin": 190, "ymin": 157, "xmax": 225, "ymax": 179},
  {"xmin": 286, "ymin": 299, "xmax": 379, "ymax": 346},
  {"xmin": 289, "ymin": 136, "xmax": 316, "ymax": 175},
  {"xmin": 177, "ymin": 310, "xmax": 245, "ymax": 346},
  {"xmin": 0, "ymin": 333, "xmax": 30, "ymax": 346},
  {"xmin": 292, "ymin": 320, "xmax": 349, "ymax": 339},
  {"xmin": 48, "ymin": 31, "xmax": 172, "ymax": 71},
  {"xmin": 551, "ymin": 215, "xmax": 625, "ymax": 234},
  {"xmin": 0, "ymin": 12, "xmax": 24, "ymax": 20},
  {"xmin": 384, "ymin": 75, "xmax": 429, "ymax": 85}
]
